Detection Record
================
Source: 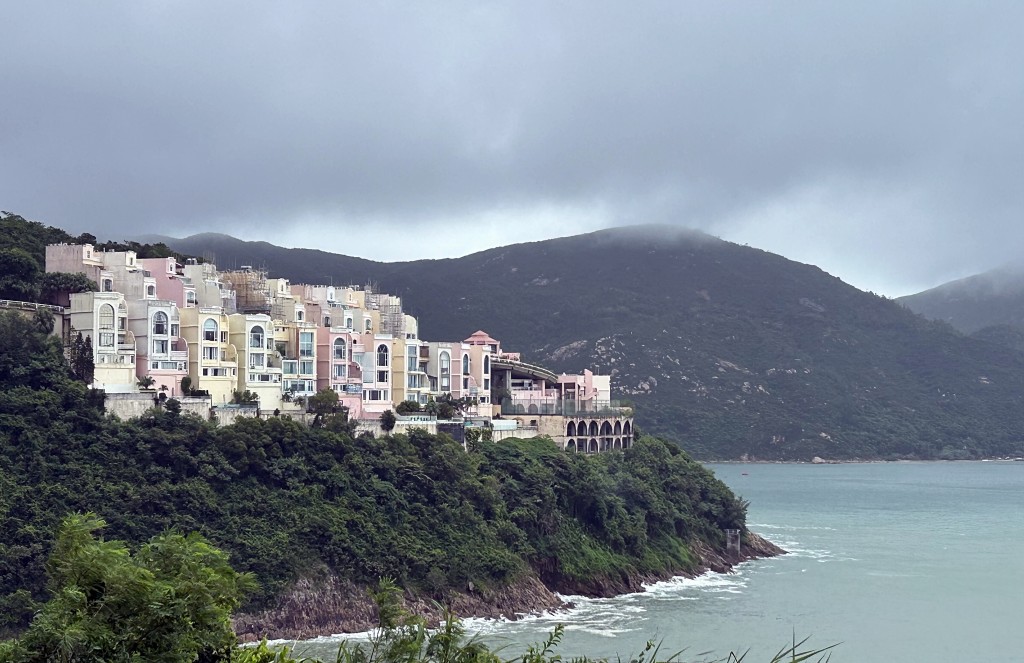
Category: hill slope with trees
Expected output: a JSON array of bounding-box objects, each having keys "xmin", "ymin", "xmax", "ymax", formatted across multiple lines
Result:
[
  {"xmin": 157, "ymin": 226, "xmax": 1024, "ymax": 460},
  {"xmin": 0, "ymin": 307, "xmax": 754, "ymax": 638}
]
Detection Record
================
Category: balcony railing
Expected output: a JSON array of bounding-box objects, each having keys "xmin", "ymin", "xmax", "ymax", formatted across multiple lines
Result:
[{"xmin": 500, "ymin": 399, "xmax": 633, "ymax": 417}]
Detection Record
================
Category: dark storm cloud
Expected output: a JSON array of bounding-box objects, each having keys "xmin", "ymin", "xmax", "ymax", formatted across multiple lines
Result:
[{"xmin": 2, "ymin": 2, "xmax": 1022, "ymax": 295}]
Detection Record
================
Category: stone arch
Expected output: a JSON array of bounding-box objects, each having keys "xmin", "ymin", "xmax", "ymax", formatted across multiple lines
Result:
[
  {"xmin": 600, "ymin": 421, "xmax": 612, "ymax": 436},
  {"xmin": 528, "ymin": 404, "xmax": 539, "ymax": 414},
  {"xmin": 614, "ymin": 420, "xmax": 622, "ymax": 435},
  {"xmin": 614, "ymin": 438, "xmax": 622, "ymax": 449},
  {"xmin": 588, "ymin": 439, "xmax": 598, "ymax": 453},
  {"xmin": 623, "ymin": 421, "xmax": 632, "ymax": 437},
  {"xmin": 588, "ymin": 421, "xmax": 599, "ymax": 437},
  {"xmin": 566, "ymin": 439, "xmax": 577, "ymax": 453},
  {"xmin": 567, "ymin": 421, "xmax": 577, "ymax": 437}
]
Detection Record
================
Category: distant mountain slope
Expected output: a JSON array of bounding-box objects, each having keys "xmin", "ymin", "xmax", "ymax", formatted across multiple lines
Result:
[
  {"xmin": 154, "ymin": 226, "xmax": 1024, "ymax": 460},
  {"xmin": 139, "ymin": 233, "xmax": 389, "ymax": 284},
  {"xmin": 898, "ymin": 267, "xmax": 1024, "ymax": 334}
]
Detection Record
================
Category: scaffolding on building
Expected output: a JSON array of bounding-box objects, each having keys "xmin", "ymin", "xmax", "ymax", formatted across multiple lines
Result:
[{"xmin": 220, "ymin": 267, "xmax": 271, "ymax": 315}]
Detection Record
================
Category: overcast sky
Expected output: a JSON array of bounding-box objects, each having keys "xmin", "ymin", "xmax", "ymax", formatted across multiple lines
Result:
[{"xmin": 2, "ymin": 2, "xmax": 1022, "ymax": 296}]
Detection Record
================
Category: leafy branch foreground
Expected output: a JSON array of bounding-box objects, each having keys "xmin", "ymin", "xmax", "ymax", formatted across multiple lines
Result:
[{"xmin": 0, "ymin": 517, "xmax": 834, "ymax": 663}]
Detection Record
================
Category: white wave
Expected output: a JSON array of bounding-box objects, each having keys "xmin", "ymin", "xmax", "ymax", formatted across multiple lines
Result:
[{"xmin": 749, "ymin": 523, "xmax": 837, "ymax": 531}]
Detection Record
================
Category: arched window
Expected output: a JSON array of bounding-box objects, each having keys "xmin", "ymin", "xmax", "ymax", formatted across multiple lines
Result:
[
  {"xmin": 365, "ymin": 319, "xmax": 372, "ymax": 332},
  {"xmin": 203, "ymin": 318, "xmax": 218, "ymax": 342},
  {"xmin": 334, "ymin": 338, "xmax": 347, "ymax": 360},
  {"xmin": 99, "ymin": 304, "xmax": 115, "ymax": 329},
  {"xmin": 250, "ymin": 325, "xmax": 265, "ymax": 348},
  {"xmin": 377, "ymin": 344, "xmax": 389, "ymax": 367},
  {"xmin": 483, "ymin": 355, "xmax": 490, "ymax": 374},
  {"xmin": 462, "ymin": 354, "xmax": 470, "ymax": 375},
  {"xmin": 186, "ymin": 291, "xmax": 196, "ymax": 305},
  {"xmin": 152, "ymin": 311, "xmax": 168, "ymax": 335},
  {"xmin": 440, "ymin": 352, "xmax": 451, "ymax": 374},
  {"xmin": 146, "ymin": 285, "xmax": 155, "ymax": 297},
  {"xmin": 324, "ymin": 316, "xmax": 331, "ymax": 327}
]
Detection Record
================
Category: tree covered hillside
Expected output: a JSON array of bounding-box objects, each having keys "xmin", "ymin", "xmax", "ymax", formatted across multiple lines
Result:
[
  {"xmin": 162, "ymin": 226, "xmax": 1024, "ymax": 460},
  {"xmin": 0, "ymin": 308, "xmax": 748, "ymax": 634}
]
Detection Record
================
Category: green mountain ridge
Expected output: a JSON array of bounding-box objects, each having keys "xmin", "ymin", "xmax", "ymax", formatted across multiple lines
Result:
[
  {"xmin": 899, "ymin": 266, "xmax": 1024, "ymax": 335},
  {"xmin": 154, "ymin": 226, "xmax": 1024, "ymax": 460}
]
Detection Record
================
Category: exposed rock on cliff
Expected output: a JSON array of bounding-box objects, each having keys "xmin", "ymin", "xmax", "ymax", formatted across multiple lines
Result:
[{"xmin": 234, "ymin": 533, "xmax": 784, "ymax": 641}]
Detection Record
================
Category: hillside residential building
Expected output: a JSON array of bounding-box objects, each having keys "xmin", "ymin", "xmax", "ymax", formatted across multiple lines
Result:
[
  {"xmin": 44, "ymin": 243, "xmax": 631, "ymax": 452},
  {"xmin": 229, "ymin": 313, "xmax": 283, "ymax": 410},
  {"xmin": 180, "ymin": 306, "xmax": 237, "ymax": 404},
  {"xmin": 316, "ymin": 325, "xmax": 364, "ymax": 418},
  {"xmin": 127, "ymin": 298, "xmax": 187, "ymax": 395},
  {"xmin": 139, "ymin": 257, "xmax": 198, "ymax": 310},
  {"xmin": 67, "ymin": 291, "xmax": 137, "ymax": 393}
]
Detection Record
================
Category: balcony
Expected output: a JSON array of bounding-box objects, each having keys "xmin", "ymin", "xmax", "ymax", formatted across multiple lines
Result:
[{"xmin": 170, "ymin": 350, "xmax": 188, "ymax": 361}]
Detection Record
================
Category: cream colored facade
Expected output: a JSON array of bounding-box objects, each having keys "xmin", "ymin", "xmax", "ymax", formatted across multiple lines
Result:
[
  {"xmin": 180, "ymin": 307, "xmax": 237, "ymax": 404},
  {"xmin": 229, "ymin": 313, "xmax": 283, "ymax": 411},
  {"xmin": 68, "ymin": 291, "xmax": 137, "ymax": 393}
]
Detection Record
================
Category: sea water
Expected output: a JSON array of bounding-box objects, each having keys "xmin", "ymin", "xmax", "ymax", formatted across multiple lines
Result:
[{"xmin": 289, "ymin": 462, "xmax": 1024, "ymax": 662}]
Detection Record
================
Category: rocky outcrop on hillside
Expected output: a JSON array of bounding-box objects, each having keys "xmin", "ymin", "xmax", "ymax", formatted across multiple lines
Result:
[{"xmin": 234, "ymin": 533, "xmax": 784, "ymax": 641}]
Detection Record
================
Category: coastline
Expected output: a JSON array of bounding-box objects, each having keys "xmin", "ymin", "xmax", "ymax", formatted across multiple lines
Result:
[{"xmin": 233, "ymin": 531, "xmax": 784, "ymax": 642}]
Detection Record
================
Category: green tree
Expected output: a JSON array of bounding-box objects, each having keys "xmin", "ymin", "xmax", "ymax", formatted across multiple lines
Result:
[
  {"xmin": 66, "ymin": 332, "xmax": 94, "ymax": 385},
  {"xmin": 380, "ymin": 409, "xmax": 397, "ymax": 433},
  {"xmin": 307, "ymin": 388, "xmax": 339, "ymax": 417},
  {"xmin": 395, "ymin": 400, "xmax": 421, "ymax": 415},
  {"xmin": 0, "ymin": 514, "xmax": 254, "ymax": 663},
  {"xmin": 0, "ymin": 248, "xmax": 41, "ymax": 301},
  {"xmin": 37, "ymin": 272, "xmax": 96, "ymax": 306},
  {"xmin": 31, "ymin": 308, "xmax": 54, "ymax": 335},
  {"xmin": 232, "ymin": 389, "xmax": 260, "ymax": 405}
]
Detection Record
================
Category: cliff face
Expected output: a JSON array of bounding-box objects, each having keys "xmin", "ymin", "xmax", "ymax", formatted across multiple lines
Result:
[
  {"xmin": 234, "ymin": 533, "xmax": 784, "ymax": 641},
  {"xmin": 233, "ymin": 574, "xmax": 565, "ymax": 641}
]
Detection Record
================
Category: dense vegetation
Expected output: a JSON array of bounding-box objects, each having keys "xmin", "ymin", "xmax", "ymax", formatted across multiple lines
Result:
[
  {"xmin": 0, "ymin": 308, "xmax": 747, "ymax": 635},
  {"xmin": 0, "ymin": 519, "xmax": 831, "ymax": 663},
  {"xmin": 161, "ymin": 227, "xmax": 1024, "ymax": 460},
  {"xmin": 0, "ymin": 212, "xmax": 192, "ymax": 304}
]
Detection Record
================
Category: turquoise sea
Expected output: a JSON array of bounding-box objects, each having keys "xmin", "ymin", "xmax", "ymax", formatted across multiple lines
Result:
[{"xmin": 293, "ymin": 462, "xmax": 1024, "ymax": 662}]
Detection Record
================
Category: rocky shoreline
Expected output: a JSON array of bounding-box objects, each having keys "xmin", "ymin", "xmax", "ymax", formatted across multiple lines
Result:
[{"xmin": 233, "ymin": 532, "xmax": 784, "ymax": 642}]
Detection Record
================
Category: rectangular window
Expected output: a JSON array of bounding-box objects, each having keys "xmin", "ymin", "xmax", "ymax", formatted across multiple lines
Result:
[
  {"xmin": 202, "ymin": 346, "xmax": 218, "ymax": 360},
  {"xmin": 377, "ymin": 370, "xmax": 388, "ymax": 383},
  {"xmin": 220, "ymin": 331, "xmax": 228, "ymax": 343},
  {"xmin": 283, "ymin": 360, "xmax": 298, "ymax": 375},
  {"xmin": 249, "ymin": 353, "xmax": 265, "ymax": 369},
  {"xmin": 202, "ymin": 368, "xmax": 209, "ymax": 376},
  {"xmin": 299, "ymin": 332, "xmax": 314, "ymax": 357},
  {"xmin": 151, "ymin": 361, "xmax": 159, "ymax": 370},
  {"xmin": 407, "ymin": 353, "xmax": 417, "ymax": 371},
  {"xmin": 170, "ymin": 323, "xmax": 179, "ymax": 337},
  {"xmin": 299, "ymin": 360, "xmax": 314, "ymax": 375},
  {"xmin": 153, "ymin": 339, "xmax": 168, "ymax": 354},
  {"xmin": 441, "ymin": 376, "xmax": 450, "ymax": 390},
  {"xmin": 334, "ymin": 364, "xmax": 346, "ymax": 379},
  {"xmin": 99, "ymin": 332, "xmax": 114, "ymax": 347}
]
